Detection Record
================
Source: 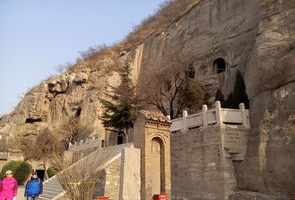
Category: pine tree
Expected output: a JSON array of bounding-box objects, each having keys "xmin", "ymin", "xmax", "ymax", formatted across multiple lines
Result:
[{"xmin": 100, "ymin": 64, "xmax": 140, "ymax": 135}]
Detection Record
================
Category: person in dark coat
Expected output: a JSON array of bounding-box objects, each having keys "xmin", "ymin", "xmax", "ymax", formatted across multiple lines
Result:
[{"xmin": 24, "ymin": 171, "xmax": 43, "ymax": 200}]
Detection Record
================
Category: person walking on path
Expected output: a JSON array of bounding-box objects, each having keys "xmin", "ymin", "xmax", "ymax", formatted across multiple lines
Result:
[
  {"xmin": 0, "ymin": 170, "xmax": 18, "ymax": 200},
  {"xmin": 24, "ymin": 171, "xmax": 43, "ymax": 200},
  {"xmin": 0, "ymin": 179, "xmax": 3, "ymax": 197}
]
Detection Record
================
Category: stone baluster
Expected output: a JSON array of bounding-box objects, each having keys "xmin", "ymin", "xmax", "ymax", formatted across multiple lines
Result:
[
  {"xmin": 239, "ymin": 103, "xmax": 248, "ymax": 128},
  {"xmin": 182, "ymin": 110, "xmax": 188, "ymax": 133},
  {"xmin": 167, "ymin": 115, "xmax": 171, "ymax": 121},
  {"xmin": 202, "ymin": 104, "xmax": 208, "ymax": 128},
  {"xmin": 215, "ymin": 101, "xmax": 224, "ymax": 127}
]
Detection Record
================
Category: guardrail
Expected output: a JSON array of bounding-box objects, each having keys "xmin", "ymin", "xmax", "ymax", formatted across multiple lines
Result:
[{"xmin": 171, "ymin": 101, "xmax": 250, "ymax": 132}]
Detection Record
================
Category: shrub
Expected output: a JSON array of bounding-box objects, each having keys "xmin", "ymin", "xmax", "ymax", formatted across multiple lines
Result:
[
  {"xmin": 0, "ymin": 160, "xmax": 32, "ymax": 185},
  {"xmin": 0, "ymin": 160, "xmax": 22, "ymax": 178},
  {"xmin": 47, "ymin": 167, "xmax": 58, "ymax": 178},
  {"xmin": 14, "ymin": 162, "xmax": 32, "ymax": 185}
]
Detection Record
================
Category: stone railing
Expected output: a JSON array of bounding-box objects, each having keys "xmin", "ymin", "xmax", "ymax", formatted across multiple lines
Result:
[
  {"xmin": 171, "ymin": 101, "xmax": 250, "ymax": 132},
  {"xmin": 68, "ymin": 137, "xmax": 101, "ymax": 152},
  {"xmin": 0, "ymin": 152, "xmax": 8, "ymax": 160}
]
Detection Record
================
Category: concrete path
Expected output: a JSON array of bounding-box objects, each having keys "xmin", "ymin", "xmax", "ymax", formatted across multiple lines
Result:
[{"xmin": 16, "ymin": 186, "xmax": 26, "ymax": 200}]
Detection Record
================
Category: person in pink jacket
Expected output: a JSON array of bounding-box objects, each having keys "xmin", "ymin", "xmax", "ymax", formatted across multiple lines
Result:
[
  {"xmin": 0, "ymin": 170, "xmax": 18, "ymax": 200},
  {"xmin": 0, "ymin": 179, "xmax": 3, "ymax": 197}
]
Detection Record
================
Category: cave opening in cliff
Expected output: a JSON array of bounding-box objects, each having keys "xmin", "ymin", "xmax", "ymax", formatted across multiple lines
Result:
[
  {"xmin": 215, "ymin": 71, "xmax": 249, "ymax": 109},
  {"xmin": 25, "ymin": 118, "xmax": 42, "ymax": 124},
  {"xmin": 214, "ymin": 58, "xmax": 226, "ymax": 73},
  {"xmin": 75, "ymin": 107, "xmax": 82, "ymax": 118}
]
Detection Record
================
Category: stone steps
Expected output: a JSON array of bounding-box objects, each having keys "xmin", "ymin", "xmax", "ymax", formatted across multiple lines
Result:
[{"xmin": 39, "ymin": 144, "xmax": 132, "ymax": 200}]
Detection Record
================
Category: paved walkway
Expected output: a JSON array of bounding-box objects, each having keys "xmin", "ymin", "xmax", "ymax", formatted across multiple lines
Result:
[{"xmin": 16, "ymin": 186, "xmax": 26, "ymax": 200}]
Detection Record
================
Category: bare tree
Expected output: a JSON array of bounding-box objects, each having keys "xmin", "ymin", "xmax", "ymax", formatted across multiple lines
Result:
[
  {"xmin": 53, "ymin": 118, "xmax": 93, "ymax": 150},
  {"xmin": 52, "ymin": 154, "xmax": 100, "ymax": 200},
  {"xmin": 21, "ymin": 128, "xmax": 64, "ymax": 179},
  {"xmin": 21, "ymin": 118, "xmax": 92, "ymax": 176},
  {"xmin": 144, "ymin": 67, "xmax": 185, "ymax": 119},
  {"xmin": 142, "ymin": 50, "xmax": 207, "ymax": 119},
  {"xmin": 56, "ymin": 63, "xmax": 72, "ymax": 74}
]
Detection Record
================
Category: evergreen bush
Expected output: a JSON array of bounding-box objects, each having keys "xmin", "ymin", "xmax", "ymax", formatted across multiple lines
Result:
[
  {"xmin": 47, "ymin": 167, "xmax": 58, "ymax": 178},
  {"xmin": 0, "ymin": 160, "xmax": 32, "ymax": 185},
  {"xmin": 14, "ymin": 161, "xmax": 32, "ymax": 185}
]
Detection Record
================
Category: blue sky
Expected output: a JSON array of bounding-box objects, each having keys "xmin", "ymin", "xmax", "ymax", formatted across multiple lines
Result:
[{"xmin": 0, "ymin": 0, "xmax": 165, "ymax": 115}]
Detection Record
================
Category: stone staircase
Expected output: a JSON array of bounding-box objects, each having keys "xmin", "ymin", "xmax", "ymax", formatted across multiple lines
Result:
[
  {"xmin": 39, "ymin": 176, "xmax": 64, "ymax": 200},
  {"xmin": 39, "ymin": 143, "xmax": 133, "ymax": 200}
]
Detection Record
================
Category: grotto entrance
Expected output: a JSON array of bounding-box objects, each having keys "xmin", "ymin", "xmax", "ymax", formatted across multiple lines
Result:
[
  {"xmin": 214, "ymin": 58, "xmax": 226, "ymax": 74},
  {"xmin": 215, "ymin": 71, "xmax": 249, "ymax": 109}
]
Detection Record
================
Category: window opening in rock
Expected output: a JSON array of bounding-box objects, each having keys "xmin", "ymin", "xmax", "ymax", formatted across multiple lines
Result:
[
  {"xmin": 101, "ymin": 140, "xmax": 105, "ymax": 147},
  {"xmin": 214, "ymin": 58, "xmax": 226, "ymax": 73}
]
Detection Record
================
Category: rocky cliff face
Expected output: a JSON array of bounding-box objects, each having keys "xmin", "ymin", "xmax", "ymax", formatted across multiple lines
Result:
[
  {"xmin": 1, "ymin": 0, "xmax": 295, "ymax": 198},
  {"xmin": 136, "ymin": 0, "xmax": 295, "ymax": 198},
  {"xmin": 0, "ymin": 56, "xmax": 123, "ymax": 152}
]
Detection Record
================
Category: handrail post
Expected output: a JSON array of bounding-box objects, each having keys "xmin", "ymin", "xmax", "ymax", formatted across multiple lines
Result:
[
  {"xmin": 202, "ymin": 105, "xmax": 208, "ymax": 128},
  {"xmin": 215, "ymin": 101, "xmax": 223, "ymax": 127},
  {"xmin": 239, "ymin": 103, "xmax": 248, "ymax": 128},
  {"xmin": 182, "ymin": 110, "xmax": 188, "ymax": 133}
]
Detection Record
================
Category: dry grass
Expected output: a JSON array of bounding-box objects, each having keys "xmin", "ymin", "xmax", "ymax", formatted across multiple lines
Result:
[
  {"xmin": 67, "ymin": 0, "xmax": 199, "ymax": 72},
  {"xmin": 122, "ymin": 0, "xmax": 198, "ymax": 50}
]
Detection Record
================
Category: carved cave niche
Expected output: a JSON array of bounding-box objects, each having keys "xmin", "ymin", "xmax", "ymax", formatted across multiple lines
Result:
[{"xmin": 213, "ymin": 57, "xmax": 227, "ymax": 74}]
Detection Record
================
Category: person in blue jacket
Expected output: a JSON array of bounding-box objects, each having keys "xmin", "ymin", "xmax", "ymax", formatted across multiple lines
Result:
[{"xmin": 24, "ymin": 171, "xmax": 43, "ymax": 200}]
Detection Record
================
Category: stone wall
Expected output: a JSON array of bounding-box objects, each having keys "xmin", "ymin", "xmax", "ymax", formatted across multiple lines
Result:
[
  {"xmin": 93, "ymin": 146, "xmax": 141, "ymax": 200},
  {"xmin": 172, "ymin": 127, "xmax": 224, "ymax": 200},
  {"xmin": 119, "ymin": 147, "xmax": 141, "ymax": 200},
  {"xmin": 171, "ymin": 125, "xmax": 248, "ymax": 200},
  {"xmin": 229, "ymin": 191, "xmax": 288, "ymax": 200},
  {"xmin": 104, "ymin": 158, "xmax": 121, "ymax": 200}
]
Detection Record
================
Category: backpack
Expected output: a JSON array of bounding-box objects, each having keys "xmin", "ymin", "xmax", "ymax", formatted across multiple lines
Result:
[{"xmin": 26, "ymin": 179, "xmax": 42, "ymax": 196}]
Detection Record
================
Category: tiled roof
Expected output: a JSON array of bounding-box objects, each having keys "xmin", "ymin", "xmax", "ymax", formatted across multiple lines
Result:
[{"xmin": 141, "ymin": 110, "xmax": 170, "ymax": 123}]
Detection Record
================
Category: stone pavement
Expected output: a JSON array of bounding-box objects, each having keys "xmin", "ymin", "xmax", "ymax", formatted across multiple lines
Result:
[{"xmin": 16, "ymin": 186, "xmax": 25, "ymax": 200}]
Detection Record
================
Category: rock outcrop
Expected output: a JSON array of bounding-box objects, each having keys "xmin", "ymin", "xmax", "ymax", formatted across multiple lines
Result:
[
  {"xmin": 135, "ymin": 0, "xmax": 295, "ymax": 198},
  {"xmin": 0, "ymin": 58, "xmax": 123, "ymax": 154}
]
